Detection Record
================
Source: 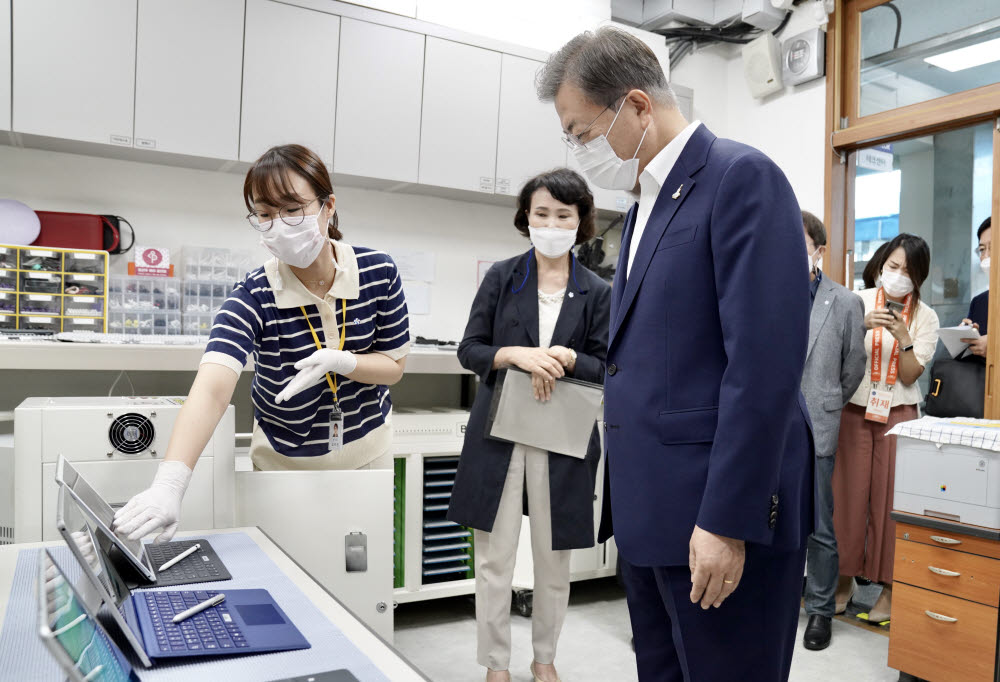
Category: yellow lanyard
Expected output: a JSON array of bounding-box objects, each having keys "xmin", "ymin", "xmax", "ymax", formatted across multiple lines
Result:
[{"xmin": 300, "ymin": 300, "xmax": 347, "ymax": 403}]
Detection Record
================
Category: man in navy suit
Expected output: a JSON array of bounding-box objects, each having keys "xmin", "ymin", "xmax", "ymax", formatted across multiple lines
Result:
[{"xmin": 538, "ymin": 28, "xmax": 814, "ymax": 681}]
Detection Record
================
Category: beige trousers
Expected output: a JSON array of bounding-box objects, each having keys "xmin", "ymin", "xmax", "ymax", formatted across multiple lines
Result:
[{"xmin": 474, "ymin": 444, "xmax": 571, "ymax": 671}]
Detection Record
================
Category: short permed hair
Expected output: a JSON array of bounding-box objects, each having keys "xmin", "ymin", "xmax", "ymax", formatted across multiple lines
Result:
[{"xmin": 513, "ymin": 168, "xmax": 596, "ymax": 246}]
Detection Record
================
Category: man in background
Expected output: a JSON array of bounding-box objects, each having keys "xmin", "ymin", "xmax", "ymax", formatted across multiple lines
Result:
[{"xmin": 799, "ymin": 210, "xmax": 867, "ymax": 651}]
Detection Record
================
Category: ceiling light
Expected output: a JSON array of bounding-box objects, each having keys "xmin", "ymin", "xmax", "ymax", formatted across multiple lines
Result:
[{"xmin": 924, "ymin": 36, "xmax": 1000, "ymax": 72}]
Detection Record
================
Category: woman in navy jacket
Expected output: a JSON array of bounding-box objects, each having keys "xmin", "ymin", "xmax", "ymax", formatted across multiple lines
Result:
[{"xmin": 448, "ymin": 169, "xmax": 611, "ymax": 682}]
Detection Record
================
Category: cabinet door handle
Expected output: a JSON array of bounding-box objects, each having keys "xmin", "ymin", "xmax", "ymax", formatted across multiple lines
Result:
[
  {"xmin": 925, "ymin": 610, "xmax": 958, "ymax": 623},
  {"xmin": 928, "ymin": 566, "xmax": 961, "ymax": 577},
  {"xmin": 930, "ymin": 535, "xmax": 962, "ymax": 545}
]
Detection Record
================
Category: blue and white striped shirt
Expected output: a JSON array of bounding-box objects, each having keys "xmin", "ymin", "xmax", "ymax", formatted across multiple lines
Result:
[{"xmin": 201, "ymin": 241, "xmax": 409, "ymax": 466}]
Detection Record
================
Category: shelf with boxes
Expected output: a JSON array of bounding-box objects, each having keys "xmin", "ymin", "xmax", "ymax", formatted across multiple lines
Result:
[
  {"xmin": 0, "ymin": 244, "xmax": 109, "ymax": 332},
  {"xmin": 181, "ymin": 247, "xmax": 253, "ymax": 337},
  {"xmin": 107, "ymin": 275, "xmax": 182, "ymax": 336}
]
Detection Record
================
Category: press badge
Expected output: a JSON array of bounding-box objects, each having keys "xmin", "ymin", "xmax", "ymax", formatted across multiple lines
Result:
[
  {"xmin": 865, "ymin": 388, "xmax": 892, "ymax": 424},
  {"xmin": 329, "ymin": 406, "xmax": 344, "ymax": 451}
]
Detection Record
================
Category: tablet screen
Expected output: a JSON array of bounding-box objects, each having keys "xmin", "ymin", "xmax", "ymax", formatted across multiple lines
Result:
[
  {"xmin": 38, "ymin": 551, "xmax": 136, "ymax": 682},
  {"xmin": 57, "ymin": 458, "xmax": 154, "ymax": 580}
]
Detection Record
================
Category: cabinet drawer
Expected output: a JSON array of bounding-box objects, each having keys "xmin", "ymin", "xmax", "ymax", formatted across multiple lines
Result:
[
  {"xmin": 888, "ymin": 583, "xmax": 998, "ymax": 682},
  {"xmin": 897, "ymin": 522, "xmax": 1000, "ymax": 561},
  {"xmin": 895, "ymin": 539, "xmax": 1000, "ymax": 606}
]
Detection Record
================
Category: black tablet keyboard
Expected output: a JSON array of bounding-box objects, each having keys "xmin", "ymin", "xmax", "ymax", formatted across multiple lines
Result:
[{"xmin": 146, "ymin": 539, "xmax": 232, "ymax": 587}]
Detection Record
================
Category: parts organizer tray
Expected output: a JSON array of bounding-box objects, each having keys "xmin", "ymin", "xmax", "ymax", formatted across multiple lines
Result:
[
  {"xmin": 0, "ymin": 244, "xmax": 108, "ymax": 333},
  {"xmin": 107, "ymin": 275, "xmax": 183, "ymax": 336}
]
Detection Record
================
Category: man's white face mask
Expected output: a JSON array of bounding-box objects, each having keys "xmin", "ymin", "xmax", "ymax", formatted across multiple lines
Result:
[{"xmin": 570, "ymin": 98, "xmax": 648, "ymax": 191}]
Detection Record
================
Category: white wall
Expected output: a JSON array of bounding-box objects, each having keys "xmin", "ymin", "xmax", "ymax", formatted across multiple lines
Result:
[
  {"xmin": 343, "ymin": 0, "xmax": 612, "ymax": 52},
  {"xmin": 671, "ymin": 6, "xmax": 827, "ymax": 217},
  {"xmin": 0, "ymin": 145, "xmax": 529, "ymax": 342}
]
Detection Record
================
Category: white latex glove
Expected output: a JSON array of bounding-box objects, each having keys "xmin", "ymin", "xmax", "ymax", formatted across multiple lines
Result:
[
  {"xmin": 112, "ymin": 460, "xmax": 193, "ymax": 543},
  {"xmin": 275, "ymin": 348, "xmax": 358, "ymax": 404}
]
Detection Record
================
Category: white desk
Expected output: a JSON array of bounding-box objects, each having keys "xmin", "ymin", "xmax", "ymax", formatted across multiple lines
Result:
[
  {"xmin": 0, "ymin": 526, "xmax": 429, "ymax": 682},
  {"xmin": 0, "ymin": 342, "xmax": 470, "ymax": 374}
]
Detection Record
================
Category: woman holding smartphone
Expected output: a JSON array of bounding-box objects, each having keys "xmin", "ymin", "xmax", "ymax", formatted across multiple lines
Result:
[{"xmin": 831, "ymin": 233, "xmax": 939, "ymax": 625}]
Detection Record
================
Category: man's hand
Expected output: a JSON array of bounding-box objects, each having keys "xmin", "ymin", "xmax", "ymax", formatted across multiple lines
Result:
[{"xmin": 689, "ymin": 525, "xmax": 745, "ymax": 609}]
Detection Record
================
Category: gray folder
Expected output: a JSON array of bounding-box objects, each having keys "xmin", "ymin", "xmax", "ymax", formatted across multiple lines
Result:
[{"xmin": 485, "ymin": 368, "xmax": 604, "ymax": 458}]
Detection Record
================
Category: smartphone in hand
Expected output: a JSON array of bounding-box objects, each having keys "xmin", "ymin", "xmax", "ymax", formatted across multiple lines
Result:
[{"xmin": 886, "ymin": 300, "xmax": 905, "ymax": 318}]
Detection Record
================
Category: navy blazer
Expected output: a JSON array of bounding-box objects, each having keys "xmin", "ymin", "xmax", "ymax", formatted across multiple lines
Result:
[
  {"xmin": 598, "ymin": 124, "xmax": 815, "ymax": 567},
  {"xmin": 447, "ymin": 250, "xmax": 612, "ymax": 550},
  {"xmin": 969, "ymin": 290, "xmax": 989, "ymax": 334}
]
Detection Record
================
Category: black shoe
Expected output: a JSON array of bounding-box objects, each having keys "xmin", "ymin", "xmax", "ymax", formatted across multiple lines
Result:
[{"xmin": 803, "ymin": 614, "xmax": 832, "ymax": 650}]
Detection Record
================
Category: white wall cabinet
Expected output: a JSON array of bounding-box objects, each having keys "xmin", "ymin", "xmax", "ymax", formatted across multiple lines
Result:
[
  {"xmin": 335, "ymin": 18, "xmax": 424, "ymax": 183},
  {"xmin": 241, "ymin": 0, "xmax": 340, "ymax": 167},
  {"xmin": 494, "ymin": 54, "xmax": 567, "ymax": 197},
  {"xmin": 12, "ymin": 0, "xmax": 137, "ymax": 146},
  {"xmin": 418, "ymin": 37, "xmax": 502, "ymax": 193},
  {"xmin": 0, "ymin": 0, "xmax": 10, "ymax": 131},
  {"xmin": 134, "ymin": 0, "xmax": 244, "ymax": 159}
]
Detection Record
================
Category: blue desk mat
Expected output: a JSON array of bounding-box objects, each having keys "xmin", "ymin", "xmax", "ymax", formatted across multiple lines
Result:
[{"xmin": 0, "ymin": 532, "xmax": 393, "ymax": 681}]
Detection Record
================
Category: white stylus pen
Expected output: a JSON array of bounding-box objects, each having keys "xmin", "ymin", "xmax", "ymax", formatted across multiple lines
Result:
[
  {"xmin": 158, "ymin": 543, "xmax": 201, "ymax": 572},
  {"xmin": 172, "ymin": 593, "xmax": 225, "ymax": 624}
]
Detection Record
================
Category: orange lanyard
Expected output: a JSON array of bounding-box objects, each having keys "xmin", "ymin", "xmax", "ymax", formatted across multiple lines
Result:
[
  {"xmin": 300, "ymin": 300, "xmax": 347, "ymax": 403},
  {"xmin": 871, "ymin": 288, "xmax": 912, "ymax": 388}
]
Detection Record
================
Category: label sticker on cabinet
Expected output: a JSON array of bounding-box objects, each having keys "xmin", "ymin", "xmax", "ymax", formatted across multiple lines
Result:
[
  {"xmin": 110, "ymin": 135, "xmax": 132, "ymax": 146},
  {"xmin": 479, "ymin": 177, "xmax": 495, "ymax": 193},
  {"xmin": 73, "ymin": 275, "xmax": 97, "ymax": 282},
  {"xmin": 495, "ymin": 178, "xmax": 511, "ymax": 195},
  {"xmin": 135, "ymin": 138, "xmax": 157, "ymax": 150},
  {"xmin": 616, "ymin": 197, "xmax": 628, "ymax": 210},
  {"xmin": 28, "ymin": 317, "xmax": 54, "ymax": 323},
  {"xmin": 28, "ymin": 250, "xmax": 56, "ymax": 257},
  {"xmin": 28, "ymin": 295, "xmax": 53, "ymax": 302},
  {"xmin": 73, "ymin": 318, "xmax": 96, "ymax": 325},
  {"xmin": 73, "ymin": 253, "xmax": 97, "ymax": 260}
]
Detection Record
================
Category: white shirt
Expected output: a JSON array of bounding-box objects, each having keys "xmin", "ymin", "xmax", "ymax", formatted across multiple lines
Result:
[
  {"xmin": 626, "ymin": 120, "xmax": 702, "ymax": 278},
  {"xmin": 538, "ymin": 288, "xmax": 566, "ymax": 348},
  {"xmin": 848, "ymin": 287, "xmax": 940, "ymax": 409}
]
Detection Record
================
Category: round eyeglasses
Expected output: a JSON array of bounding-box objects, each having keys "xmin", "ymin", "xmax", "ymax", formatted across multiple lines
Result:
[{"xmin": 247, "ymin": 197, "xmax": 325, "ymax": 232}]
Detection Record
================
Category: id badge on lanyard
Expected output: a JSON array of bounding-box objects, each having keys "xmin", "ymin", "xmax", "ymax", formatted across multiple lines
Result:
[
  {"xmin": 329, "ymin": 404, "xmax": 344, "ymax": 451},
  {"xmin": 865, "ymin": 289, "xmax": 912, "ymax": 424},
  {"xmin": 301, "ymin": 301, "xmax": 348, "ymax": 453}
]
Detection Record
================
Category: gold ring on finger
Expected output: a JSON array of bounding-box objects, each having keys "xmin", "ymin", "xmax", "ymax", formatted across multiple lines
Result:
[{"xmin": 723, "ymin": 579, "xmax": 734, "ymax": 584}]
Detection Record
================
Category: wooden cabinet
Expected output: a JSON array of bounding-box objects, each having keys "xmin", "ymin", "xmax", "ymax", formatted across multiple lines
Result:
[
  {"xmin": 418, "ymin": 37, "xmax": 502, "ymax": 193},
  {"xmin": 241, "ymin": 0, "xmax": 340, "ymax": 167},
  {"xmin": 494, "ymin": 54, "xmax": 567, "ymax": 197},
  {"xmin": 890, "ymin": 518, "xmax": 1000, "ymax": 682},
  {"xmin": 0, "ymin": 0, "xmax": 10, "ymax": 131},
  {"xmin": 335, "ymin": 18, "xmax": 423, "ymax": 182},
  {"xmin": 12, "ymin": 0, "xmax": 137, "ymax": 146},
  {"xmin": 134, "ymin": 0, "xmax": 244, "ymax": 159}
]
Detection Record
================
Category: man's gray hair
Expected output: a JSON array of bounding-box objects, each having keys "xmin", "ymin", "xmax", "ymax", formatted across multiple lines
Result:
[{"xmin": 537, "ymin": 27, "xmax": 676, "ymax": 109}]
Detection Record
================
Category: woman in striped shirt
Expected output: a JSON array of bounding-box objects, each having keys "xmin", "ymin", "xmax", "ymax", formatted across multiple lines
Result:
[{"xmin": 113, "ymin": 144, "xmax": 410, "ymax": 543}]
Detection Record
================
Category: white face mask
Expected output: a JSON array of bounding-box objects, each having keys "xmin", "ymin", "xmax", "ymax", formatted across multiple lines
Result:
[
  {"xmin": 571, "ymin": 99, "xmax": 648, "ymax": 191},
  {"xmin": 981, "ymin": 257, "xmax": 991, "ymax": 276},
  {"xmin": 807, "ymin": 248, "xmax": 819, "ymax": 274},
  {"xmin": 880, "ymin": 269, "xmax": 914, "ymax": 298},
  {"xmin": 528, "ymin": 226, "xmax": 577, "ymax": 259},
  {"xmin": 258, "ymin": 210, "xmax": 327, "ymax": 269}
]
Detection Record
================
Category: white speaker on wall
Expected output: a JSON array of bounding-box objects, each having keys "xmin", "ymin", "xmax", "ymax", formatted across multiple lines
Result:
[{"xmin": 742, "ymin": 33, "xmax": 784, "ymax": 99}]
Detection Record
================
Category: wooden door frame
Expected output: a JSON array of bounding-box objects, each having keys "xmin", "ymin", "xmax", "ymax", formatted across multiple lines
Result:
[{"xmin": 824, "ymin": 0, "xmax": 1000, "ymax": 416}]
